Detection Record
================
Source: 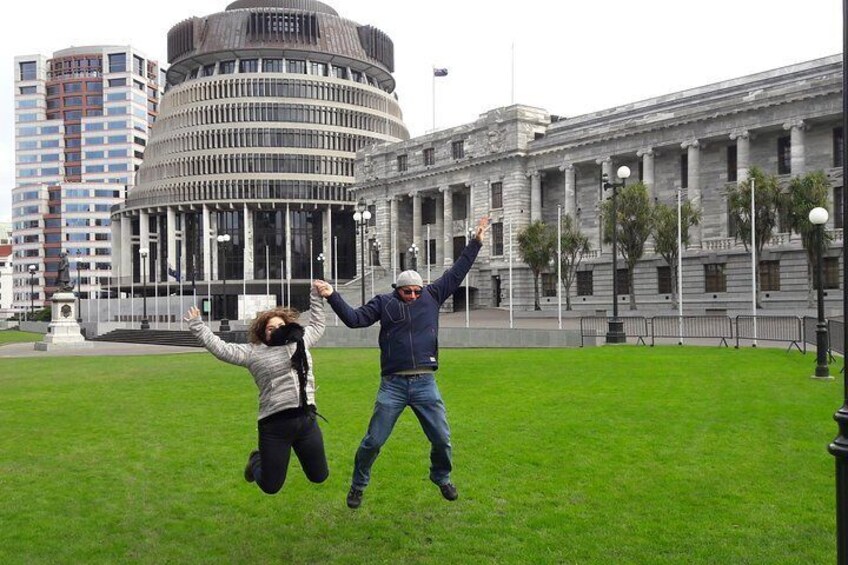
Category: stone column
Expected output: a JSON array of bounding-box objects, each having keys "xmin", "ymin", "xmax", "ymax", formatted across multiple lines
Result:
[
  {"xmin": 166, "ymin": 207, "xmax": 177, "ymax": 277},
  {"xmin": 243, "ymin": 204, "xmax": 253, "ymax": 282},
  {"xmin": 434, "ymin": 191, "xmax": 444, "ymax": 266},
  {"xmin": 120, "ymin": 214, "xmax": 132, "ymax": 280},
  {"xmin": 682, "ymin": 140, "xmax": 702, "ymax": 248},
  {"xmin": 730, "ymin": 130, "xmax": 750, "ymax": 184},
  {"xmin": 139, "ymin": 210, "xmax": 150, "ymax": 282},
  {"xmin": 637, "ymin": 148, "xmax": 655, "ymax": 199},
  {"xmin": 390, "ymin": 196, "xmax": 399, "ymax": 274},
  {"xmin": 561, "ymin": 164, "xmax": 576, "ymax": 218},
  {"xmin": 784, "ymin": 119, "xmax": 807, "ymax": 176},
  {"xmin": 412, "ymin": 192, "xmax": 422, "ymax": 253},
  {"xmin": 201, "ymin": 204, "xmax": 211, "ymax": 282},
  {"xmin": 529, "ymin": 172, "xmax": 542, "ymax": 222},
  {"xmin": 441, "ymin": 186, "xmax": 453, "ymax": 266}
]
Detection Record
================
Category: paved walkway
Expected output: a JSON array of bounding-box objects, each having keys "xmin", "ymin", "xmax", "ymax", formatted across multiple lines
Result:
[{"xmin": 0, "ymin": 341, "xmax": 200, "ymax": 359}]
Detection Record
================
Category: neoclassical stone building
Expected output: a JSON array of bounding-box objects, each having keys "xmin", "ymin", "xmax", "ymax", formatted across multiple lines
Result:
[
  {"xmin": 352, "ymin": 55, "xmax": 843, "ymax": 314},
  {"xmin": 111, "ymin": 0, "xmax": 407, "ymax": 315}
]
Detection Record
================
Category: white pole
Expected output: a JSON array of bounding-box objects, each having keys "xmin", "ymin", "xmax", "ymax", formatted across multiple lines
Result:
[
  {"xmin": 96, "ymin": 276, "xmax": 101, "ymax": 326},
  {"xmin": 557, "ymin": 204, "xmax": 562, "ymax": 330},
  {"xmin": 465, "ymin": 218, "xmax": 470, "ymax": 329},
  {"xmin": 117, "ymin": 265, "xmax": 122, "ymax": 326},
  {"xmin": 166, "ymin": 276, "xmax": 171, "ymax": 329},
  {"xmin": 511, "ymin": 42, "xmax": 515, "ymax": 105},
  {"xmin": 677, "ymin": 188, "xmax": 684, "ymax": 345},
  {"xmin": 279, "ymin": 258, "xmax": 285, "ymax": 307},
  {"xmin": 370, "ymin": 238, "xmax": 375, "ymax": 298},
  {"xmin": 106, "ymin": 272, "xmax": 110, "ymax": 323},
  {"xmin": 265, "ymin": 245, "xmax": 270, "ymax": 299},
  {"xmin": 309, "ymin": 238, "xmax": 314, "ymax": 282},
  {"xmin": 179, "ymin": 269, "xmax": 184, "ymax": 330},
  {"xmin": 426, "ymin": 224, "xmax": 431, "ymax": 284},
  {"xmin": 285, "ymin": 204, "xmax": 291, "ymax": 308},
  {"xmin": 509, "ymin": 218, "xmax": 514, "ymax": 329},
  {"xmin": 334, "ymin": 235, "xmax": 339, "ymax": 326},
  {"xmin": 751, "ymin": 177, "xmax": 758, "ymax": 347},
  {"xmin": 392, "ymin": 228, "xmax": 397, "ymax": 282},
  {"xmin": 154, "ymin": 257, "xmax": 158, "ymax": 329},
  {"xmin": 431, "ymin": 66, "xmax": 436, "ymax": 131},
  {"xmin": 130, "ymin": 263, "xmax": 134, "ymax": 325}
]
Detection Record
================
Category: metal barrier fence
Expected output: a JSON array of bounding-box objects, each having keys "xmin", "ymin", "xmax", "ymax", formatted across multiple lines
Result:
[
  {"xmin": 578, "ymin": 317, "xmax": 649, "ymax": 347},
  {"xmin": 829, "ymin": 319, "xmax": 844, "ymax": 356},
  {"xmin": 650, "ymin": 316, "xmax": 733, "ymax": 347},
  {"xmin": 736, "ymin": 315, "xmax": 804, "ymax": 352}
]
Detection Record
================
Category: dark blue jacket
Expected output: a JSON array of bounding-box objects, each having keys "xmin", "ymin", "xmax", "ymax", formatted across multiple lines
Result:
[{"xmin": 327, "ymin": 239, "xmax": 482, "ymax": 376}]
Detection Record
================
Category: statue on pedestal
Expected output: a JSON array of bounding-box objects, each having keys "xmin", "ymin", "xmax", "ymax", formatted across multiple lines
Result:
[{"xmin": 55, "ymin": 251, "xmax": 74, "ymax": 292}]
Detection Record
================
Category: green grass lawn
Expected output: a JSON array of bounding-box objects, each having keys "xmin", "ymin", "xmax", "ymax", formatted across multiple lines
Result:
[
  {"xmin": 0, "ymin": 329, "xmax": 42, "ymax": 345},
  {"xmin": 0, "ymin": 347, "xmax": 841, "ymax": 564}
]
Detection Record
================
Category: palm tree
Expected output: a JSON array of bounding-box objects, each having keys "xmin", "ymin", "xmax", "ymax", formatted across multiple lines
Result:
[
  {"xmin": 559, "ymin": 214, "xmax": 590, "ymax": 311},
  {"xmin": 517, "ymin": 221, "xmax": 556, "ymax": 310},
  {"xmin": 601, "ymin": 182, "xmax": 653, "ymax": 310},
  {"xmin": 652, "ymin": 199, "xmax": 701, "ymax": 309},
  {"xmin": 786, "ymin": 171, "xmax": 832, "ymax": 307}
]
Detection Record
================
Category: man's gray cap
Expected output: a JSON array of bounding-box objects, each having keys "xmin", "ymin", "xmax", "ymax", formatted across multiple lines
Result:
[{"xmin": 393, "ymin": 270, "xmax": 424, "ymax": 288}]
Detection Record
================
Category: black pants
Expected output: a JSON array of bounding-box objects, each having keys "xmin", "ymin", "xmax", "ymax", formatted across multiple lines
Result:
[{"xmin": 251, "ymin": 408, "xmax": 329, "ymax": 494}]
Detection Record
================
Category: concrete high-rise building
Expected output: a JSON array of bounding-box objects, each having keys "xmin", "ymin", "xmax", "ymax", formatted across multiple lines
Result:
[
  {"xmin": 11, "ymin": 46, "xmax": 161, "ymax": 312},
  {"xmin": 112, "ymin": 0, "xmax": 408, "ymax": 318},
  {"xmin": 0, "ymin": 245, "xmax": 12, "ymax": 319}
]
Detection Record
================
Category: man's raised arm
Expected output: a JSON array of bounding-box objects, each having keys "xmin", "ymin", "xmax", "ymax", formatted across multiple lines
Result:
[{"xmin": 314, "ymin": 280, "xmax": 381, "ymax": 328}]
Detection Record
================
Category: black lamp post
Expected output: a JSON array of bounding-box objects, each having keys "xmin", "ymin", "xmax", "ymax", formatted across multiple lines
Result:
[
  {"xmin": 139, "ymin": 248, "xmax": 150, "ymax": 330},
  {"xmin": 408, "ymin": 243, "xmax": 419, "ymax": 272},
  {"xmin": 602, "ymin": 165, "xmax": 631, "ymax": 344},
  {"xmin": 831, "ymin": 4, "xmax": 848, "ymax": 560},
  {"xmin": 217, "ymin": 234, "xmax": 231, "ymax": 332},
  {"xmin": 317, "ymin": 252, "xmax": 325, "ymax": 280},
  {"xmin": 75, "ymin": 250, "xmax": 83, "ymax": 323},
  {"xmin": 352, "ymin": 198, "xmax": 372, "ymax": 306},
  {"xmin": 373, "ymin": 239, "xmax": 382, "ymax": 267},
  {"xmin": 28, "ymin": 264, "xmax": 37, "ymax": 322},
  {"xmin": 809, "ymin": 207, "xmax": 830, "ymax": 379}
]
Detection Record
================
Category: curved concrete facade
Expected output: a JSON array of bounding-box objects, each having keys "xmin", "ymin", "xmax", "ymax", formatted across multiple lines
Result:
[{"xmin": 112, "ymin": 0, "xmax": 408, "ymax": 317}]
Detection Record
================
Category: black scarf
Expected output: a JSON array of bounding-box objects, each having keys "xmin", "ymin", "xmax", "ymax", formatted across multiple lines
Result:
[{"xmin": 269, "ymin": 323, "xmax": 309, "ymax": 408}]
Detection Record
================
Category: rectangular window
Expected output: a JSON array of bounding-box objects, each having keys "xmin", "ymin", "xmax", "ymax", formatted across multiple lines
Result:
[
  {"xmin": 835, "ymin": 186, "xmax": 844, "ymax": 230},
  {"xmin": 704, "ymin": 263, "xmax": 727, "ymax": 293},
  {"xmin": 822, "ymin": 257, "xmax": 841, "ymax": 289},
  {"xmin": 542, "ymin": 273, "xmax": 557, "ymax": 297},
  {"xmin": 778, "ymin": 136, "xmax": 791, "ymax": 175},
  {"xmin": 491, "ymin": 181, "xmax": 503, "ymax": 209},
  {"xmin": 616, "ymin": 268, "xmax": 630, "ymax": 295},
  {"xmin": 577, "ymin": 271, "xmax": 593, "ymax": 296},
  {"xmin": 657, "ymin": 265, "xmax": 673, "ymax": 294},
  {"xmin": 423, "ymin": 147, "xmax": 435, "ymax": 166},
  {"xmin": 452, "ymin": 191, "xmax": 467, "ymax": 220},
  {"xmin": 239, "ymin": 59, "xmax": 259, "ymax": 73},
  {"xmin": 759, "ymin": 260, "xmax": 780, "ymax": 292},
  {"xmin": 428, "ymin": 239, "xmax": 437, "ymax": 265},
  {"xmin": 219, "ymin": 61, "xmax": 236, "ymax": 74},
  {"xmin": 133, "ymin": 55, "xmax": 144, "ymax": 76},
  {"xmin": 108, "ymin": 53, "xmax": 126, "ymax": 73},
  {"xmin": 396, "ymin": 154, "xmax": 408, "ymax": 172},
  {"xmin": 834, "ymin": 127, "xmax": 844, "ymax": 168},
  {"xmin": 286, "ymin": 60, "xmax": 306, "ymax": 74},
  {"xmin": 451, "ymin": 140, "xmax": 465, "ymax": 160},
  {"xmin": 680, "ymin": 153, "xmax": 688, "ymax": 189},
  {"xmin": 309, "ymin": 61, "xmax": 328, "ymax": 76},
  {"xmin": 421, "ymin": 198, "xmax": 436, "ymax": 224},
  {"xmin": 19, "ymin": 61, "xmax": 37, "ymax": 81},
  {"xmin": 492, "ymin": 222, "xmax": 504, "ymax": 256},
  {"xmin": 262, "ymin": 59, "xmax": 283, "ymax": 73},
  {"xmin": 202, "ymin": 64, "xmax": 216, "ymax": 77},
  {"xmin": 727, "ymin": 145, "xmax": 737, "ymax": 182}
]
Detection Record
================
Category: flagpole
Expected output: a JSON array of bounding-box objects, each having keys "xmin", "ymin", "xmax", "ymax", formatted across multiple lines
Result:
[
  {"xmin": 557, "ymin": 204, "xmax": 562, "ymax": 330},
  {"xmin": 179, "ymin": 267, "xmax": 184, "ymax": 330},
  {"xmin": 751, "ymin": 177, "xmax": 757, "ymax": 347},
  {"xmin": 106, "ymin": 272, "xmax": 110, "ymax": 323},
  {"xmin": 426, "ymin": 225, "xmax": 431, "ymax": 284},
  {"xmin": 154, "ymin": 256, "xmax": 158, "ymax": 329},
  {"xmin": 166, "ymin": 275, "xmax": 171, "ymax": 330},
  {"xmin": 334, "ymin": 235, "xmax": 339, "ymax": 326},
  {"xmin": 265, "ymin": 245, "xmax": 270, "ymax": 300},
  {"xmin": 130, "ymin": 262, "xmax": 134, "ymax": 326},
  {"xmin": 511, "ymin": 42, "xmax": 515, "ymax": 105},
  {"xmin": 280, "ymin": 258, "xmax": 285, "ymax": 307},
  {"xmin": 432, "ymin": 65, "xmax": 436, "ymax": 131},
  {"xmin": 117, "ymin": 265, "xmax": 122, "ymax": 326},
  {"xmin": 465, "ymin": 218, "xmax": 470, "ymax": 329},
  {"xmin": 509, "ymin": 217, "xmax": 514, "ymax": 329}
]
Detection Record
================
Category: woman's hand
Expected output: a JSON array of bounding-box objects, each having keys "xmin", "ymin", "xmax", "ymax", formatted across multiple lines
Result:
[
  {"xmin": 313, "ymin": 280, "xmax": 334, "ymax": 298},
  {"xmin": 184, "ymin": 306, "xmax": 201, "ymax": 321}
]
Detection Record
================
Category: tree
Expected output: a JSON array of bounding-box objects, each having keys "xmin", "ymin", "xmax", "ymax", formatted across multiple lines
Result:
[
  {"xmin": 601, "ymin": 182, "xmax": 653, "ymax": 310},
  {"xmin": 726, "ymin": 167, "xmax": 784, "ymax": 305},
  {"xmin": 517, "ymin": 220, "xmax": 556, "ymax": 310},
  {"xmin": 786, "ymin": 171, "xmax": 832, "ymax": 307},
  {"xmin": 652, "ymin": 199, "xmax": 701, "ymax": 309},
  {"xmin": 559, "ymin": 214, "xmax": 590, "ymax": 311}
]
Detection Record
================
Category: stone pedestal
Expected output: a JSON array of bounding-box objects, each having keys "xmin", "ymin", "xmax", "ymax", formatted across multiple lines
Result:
[{"xmin": 34, "ymin": 292, "xmax": 92, "ymax": 350}]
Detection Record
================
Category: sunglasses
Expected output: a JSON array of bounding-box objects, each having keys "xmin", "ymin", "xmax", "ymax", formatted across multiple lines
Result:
[{"xmin": 400, "ymin": 288, "xmax": 422, "ymax": 296}]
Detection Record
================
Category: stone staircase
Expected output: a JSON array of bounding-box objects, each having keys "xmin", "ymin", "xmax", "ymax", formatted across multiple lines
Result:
[
  {"xmin": 91, "ymin": 329, "xmax": 205, "ymax": 347},
  {"xmin": 334, "ymin": 266, "xmax": 393, "ymax": 304}
]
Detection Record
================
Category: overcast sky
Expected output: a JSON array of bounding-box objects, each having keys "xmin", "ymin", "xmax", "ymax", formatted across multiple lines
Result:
[{"xmin": 0, "ymin": 0, "xmax": 842, "ymax": 221}]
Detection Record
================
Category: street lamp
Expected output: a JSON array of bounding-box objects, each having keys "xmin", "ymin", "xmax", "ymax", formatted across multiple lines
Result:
[
  {"xmin": 317, "ymin": 252, "xmax": 325, "ymax": 280},
  {"xmin": 28, "ymin": 264, "xmax": 37, "ymax": 322},
  {"xmin": 138, "ymin": 248, "xmax": 150, "ymax": 330},
  {"xmin": 216, "ymin": 234, "xmax": 231, "ymax": 332},
  {"xmin": 809, "ymin": 207, "xmax": 830, "ymax": 379},
  {"xmin": 602, "ymin": 165, "xmax": 631, "ymax": 344},
  {"xmin": 75, "ymin": 250, "xmax": 83, "ymax": 323},
  {"xmin": 408, "ymin": 243, "xmax": 419, "ymax": 272},
  {"xmin": 352, "ymin": 198, "xmax": 372, "ymax": 305}
]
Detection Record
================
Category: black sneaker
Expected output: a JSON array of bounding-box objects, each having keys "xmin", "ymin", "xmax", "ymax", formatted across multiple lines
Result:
[
  {"xmin": 244, "ymin": 450, "xmax": 259, "ymax": 483},
  {"xmin": 439, "ymin": 482, "xmax": 458, "ymax": 501},
  {"xmin": 346, "ymin": 486, "xmax": 364, "ymax": 509}
]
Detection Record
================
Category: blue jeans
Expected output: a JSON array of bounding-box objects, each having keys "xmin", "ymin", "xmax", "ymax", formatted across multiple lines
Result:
[{"xmin": 352, "ymin": 373, "xmax": 452, "ymax": 489}]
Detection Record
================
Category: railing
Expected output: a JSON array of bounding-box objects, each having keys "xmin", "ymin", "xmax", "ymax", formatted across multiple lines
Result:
[
  {"xmin": 736, "ymin": 315, "xmax": 804, "ymax": 352},
  {"xmin": 650, "ymin": 316, "xmax": 733, "ymax": 347},
  {"xmin": 579, "ymin": 316, "xmax": 649, "ymax": 347}
]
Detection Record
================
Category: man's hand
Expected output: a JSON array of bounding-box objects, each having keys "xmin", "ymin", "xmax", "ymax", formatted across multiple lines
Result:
[
  {"xmin": 313, "ymin": 280, "xmax": 334, "ymax": 298},
  {"xmin": 474, "ymin": 215, "xmax": 492, "ymax": 243},
  {"xmin": 184, "ymin": 306, "xmax": 201, "ymax": 321}
]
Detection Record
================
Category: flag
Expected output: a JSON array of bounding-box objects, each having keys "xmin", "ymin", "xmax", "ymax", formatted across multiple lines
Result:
[
  {"xmin": 167, "ymin": 264, "xmax": 181, "ymax": 282},
  {"xmin": 433, "ymin": 68, "xmax": 448, "ymax": 77}
]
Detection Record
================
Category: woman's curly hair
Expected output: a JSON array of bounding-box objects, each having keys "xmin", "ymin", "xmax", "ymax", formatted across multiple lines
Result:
[{"xmin": 248, "ymin": 307, "xmax": 300, "ymax": 344}]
